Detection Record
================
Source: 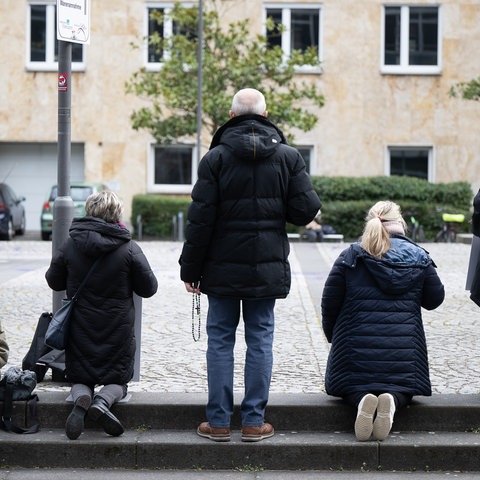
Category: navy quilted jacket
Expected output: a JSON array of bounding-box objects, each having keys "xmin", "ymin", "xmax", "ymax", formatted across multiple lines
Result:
[
  {"xmin": 321, "ymin": 235, "xmax": 444, "ymax": 397},
  {"xmin": 179, "ymin": 114, "xmax": 321, "ymax": 299}
]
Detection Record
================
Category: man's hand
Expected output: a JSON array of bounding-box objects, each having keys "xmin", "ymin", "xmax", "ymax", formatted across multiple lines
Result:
[{"xmin": 184, "ymin": 281, "xmax": 201, "ymax": 294}]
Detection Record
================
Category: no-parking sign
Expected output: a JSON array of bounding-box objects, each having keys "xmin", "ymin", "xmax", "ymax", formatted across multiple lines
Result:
[{"xmin": 57, "ymin": 0, "xmax": 90, "ymax": 45}]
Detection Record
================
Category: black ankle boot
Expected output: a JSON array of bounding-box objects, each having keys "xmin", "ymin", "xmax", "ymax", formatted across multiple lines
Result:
[
  {"xmin": 88, "ymin": 396, "xmax": 124, "ymax": 437},
  {"xmin": 65, "ymin": 395, "xmax": 91, "ymax": 440}
]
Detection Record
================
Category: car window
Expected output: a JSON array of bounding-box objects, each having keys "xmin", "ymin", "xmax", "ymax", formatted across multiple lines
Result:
[
  {"xmin": 71, "ymin": 187, "xmax": 93, "ymax": 201},
  {"xmin": 49, "ymin": 186, "xmax": 94, "ymax": 202},
  {"xmin": 2, "ymin": 186, "xmax": 13, "ymax": 204},
  {"xmin": 8, "ymin": 185, "xmax": 19, "ymax": 203},
  {"xmin": 49, "ymin": 187, "xmax": 58, "ymax": 201}
]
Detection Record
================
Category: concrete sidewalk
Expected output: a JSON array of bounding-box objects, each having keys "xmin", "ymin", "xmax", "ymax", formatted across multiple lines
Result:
[
  {"xmin": 3, "ymin": 469, "xmax": 480, "ymax": 479},
  {"xmin": 0, "ymin": 239, "xmax": 478, "ymax": 396},
  {"xmin": 1, "ymin": 239, "xmax": 480, "ymax": 475}
]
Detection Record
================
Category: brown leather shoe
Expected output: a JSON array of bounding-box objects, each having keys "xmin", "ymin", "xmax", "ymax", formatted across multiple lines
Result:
[
  {"xmin": 241, "ymin": 422, "xmax": 274, "ymax": 442},
  {"xmin": 197, "ymin": 422, "xmax": 231, "ymax": 442}
]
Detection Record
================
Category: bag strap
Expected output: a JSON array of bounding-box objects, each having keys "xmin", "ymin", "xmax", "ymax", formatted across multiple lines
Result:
[
  {"xmin": 71, "ymin": 255, "xmax": 104, "ymax": 301},
  {"xmin": 1, "ymin": 381, "xmax": 40, "ymax": 434}
]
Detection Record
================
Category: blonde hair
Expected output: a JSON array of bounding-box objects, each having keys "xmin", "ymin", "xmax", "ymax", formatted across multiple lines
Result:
[
  {"xmin": 360, "ymin": 201, "xmax": 407, "ymax": 258},
  {"xmin": 85, "ymin": 190, "xmax": 123, "ymax": 224},
  {"xmin": 231, "ymin": 88, "xmax": 267, "ymax": 116}
]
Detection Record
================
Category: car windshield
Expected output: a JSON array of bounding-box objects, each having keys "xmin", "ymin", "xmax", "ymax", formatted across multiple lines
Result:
[{"xmin": 49, "ymin": 186, "xmax": 94, "ymax": 202}]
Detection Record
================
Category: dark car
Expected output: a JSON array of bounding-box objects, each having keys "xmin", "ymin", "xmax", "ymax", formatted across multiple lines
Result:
[
  {"xmin": 0, "ymin": 183, "xmax": 26, "ymax": 240},
  {"xmin": 40, "ymin": 183, "xmax": 108, "ymax": 240}
]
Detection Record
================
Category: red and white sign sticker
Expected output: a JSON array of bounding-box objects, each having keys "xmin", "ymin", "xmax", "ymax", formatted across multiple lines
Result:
[{"xmin": 58, "ymin": 73, "xmax": 68, "ymax": 92}]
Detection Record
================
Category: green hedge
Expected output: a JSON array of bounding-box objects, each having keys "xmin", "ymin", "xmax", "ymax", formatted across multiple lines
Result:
[
  {"xmin": 311, "ymin": 175, "xmax": 472, "ymax": 206},
  {"xmin": 131, "ymin": 195, "xmax": 190, "ymax": 239},
  {"xmin": 131, "ymin": 176, "xmax": 474, "ymax": 241},
  {"xmin": 310, "ymin": 176, "xmax": 473, "ymax": 241}
]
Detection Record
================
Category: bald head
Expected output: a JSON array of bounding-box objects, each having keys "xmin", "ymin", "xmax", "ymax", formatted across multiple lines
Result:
[{"xmin": 230, "ymin": 88, "xmax": 267, "ymax": 118}]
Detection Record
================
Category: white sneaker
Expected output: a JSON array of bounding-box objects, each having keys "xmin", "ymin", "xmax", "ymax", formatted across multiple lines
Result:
[
  {"xmin": 354, "ymin": 394, "xmax": 378, "ymax": 441},
  {"xmin": 373, "ymin": 393, "xmax": 396, "ymax": 441}
]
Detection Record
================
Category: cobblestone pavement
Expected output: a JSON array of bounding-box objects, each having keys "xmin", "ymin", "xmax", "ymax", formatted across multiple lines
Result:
[{"xmin": 0, "ymin": 239, "xmax": 478, "ymax": 396}]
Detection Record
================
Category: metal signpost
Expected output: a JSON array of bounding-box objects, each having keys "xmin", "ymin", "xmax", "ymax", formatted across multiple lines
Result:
[
  {"xmin": 53, "ymin": 0, "xmax": 90, "ymax": 313},
  {"xmin": 54, "ymin": 1, "xmax": 144, "ymax": 381}
]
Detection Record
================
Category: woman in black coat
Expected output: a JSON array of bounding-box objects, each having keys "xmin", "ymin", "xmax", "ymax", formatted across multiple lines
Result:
[
  {"xmin": 321, "ymin": 201, "xmax": 444, "ymax": 442},
  {"xmin": 467, "ymin": 189, "xmax": 480, "ymax": 305},
  {"xmin": 46, "ymin": 191, "xmax": 158, "ymax": 440}
]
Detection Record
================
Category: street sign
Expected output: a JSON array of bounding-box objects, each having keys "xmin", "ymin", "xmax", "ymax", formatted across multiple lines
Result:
[{"xmin": 56, "ymin": 0, "xmax": 90, "ymax": 45}]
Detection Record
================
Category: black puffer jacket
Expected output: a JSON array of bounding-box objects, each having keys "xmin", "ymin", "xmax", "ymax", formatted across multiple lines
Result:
[
  {"xmin": 179, "ymin": 114, "xmax": 321, "ymax": 299},
  {"xmin": 45, "ymin": 217, "xmax": 158, "ymax": 385},
  {"xmin": 322, "ymin": 236, "xmax": 445, "ymax": 397}
]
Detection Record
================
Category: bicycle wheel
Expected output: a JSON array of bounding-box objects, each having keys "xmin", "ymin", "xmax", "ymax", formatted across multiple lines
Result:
[
  {"xmin": 446, "ymin": 229, "xmax": 456, "ymax": 243},
  {"xmin": 434, "ymin": 229, "xmax": 445, "ymax": 243},
  {"xmin": 417, "ymin": 226, "xmax": 425, "ymax": 243},
  {"xmin": 409, "ymin": 223, "xmax": 417, "ymax": 241}
]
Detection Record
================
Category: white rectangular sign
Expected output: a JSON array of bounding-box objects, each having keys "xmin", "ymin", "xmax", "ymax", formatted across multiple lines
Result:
[{"xmin": 57, "ymin": 0, "xmax": 90, "ymax": 45}]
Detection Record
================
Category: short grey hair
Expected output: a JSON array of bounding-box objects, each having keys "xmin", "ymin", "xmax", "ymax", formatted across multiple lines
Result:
[
  {"xmin": 231, "ymin": 88, "xmax": 267, "ymax": 116},
  {"xmin": 85, "ymin": 190, "xmax": 123, "ymax": 223}
]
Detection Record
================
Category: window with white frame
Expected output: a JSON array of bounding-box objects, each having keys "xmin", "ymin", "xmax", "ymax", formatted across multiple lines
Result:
[
  {"xmin": 387, "ymin": 147, "xmax": 432, "ymax": 181},
  {"xmin": 145, "ymin": 2, "xmax": 192, "ymax": 70},
  {"xmin": 27, "ymin": 1, "xmax": 85, "ymax": 71},
  {"xmin": 382, "ymin": 5, "xmax": 441, "ymax": 75},
  {"xmin": 149, "ymin": 144, "xmax": 196, "ymax": 193},
  {"xmin": 264, "ymin": 4, "xmax": 322, "ymax": 72}
]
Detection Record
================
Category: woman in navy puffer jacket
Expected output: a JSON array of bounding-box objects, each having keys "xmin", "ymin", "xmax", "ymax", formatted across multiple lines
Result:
[{"xmin": 321, "ymin": 201, "xmax": 444, "ymax": 442}]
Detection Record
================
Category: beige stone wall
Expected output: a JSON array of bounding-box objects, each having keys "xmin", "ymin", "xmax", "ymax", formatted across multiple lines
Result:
[
  {"xmin": 295, "ymin": 0, "xmax": 480, "ymax": 193},
  {"xmin": 1, "ymin": 0, "xmax": 480, "ymax": 224}
]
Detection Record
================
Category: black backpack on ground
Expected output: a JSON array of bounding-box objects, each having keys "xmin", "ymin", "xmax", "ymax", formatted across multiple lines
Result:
[{"xmin": 22, "ymin": 312, "xmax": 67, "ymax": 382}]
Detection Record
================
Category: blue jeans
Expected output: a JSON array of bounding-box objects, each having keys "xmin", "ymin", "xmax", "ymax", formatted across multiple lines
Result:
[{"xmin": 205, "ymin": 296, "xmax": 275, "ymax": 428}]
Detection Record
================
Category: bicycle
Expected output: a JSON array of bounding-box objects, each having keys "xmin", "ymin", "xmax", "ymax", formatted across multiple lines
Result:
[
  {"xmin": 407, "ymin": 215, "xmax": 425, "ymax": 243},
  {"xmin": 434, "ymin": 213, "xmax": 465, "ymax": 243}
]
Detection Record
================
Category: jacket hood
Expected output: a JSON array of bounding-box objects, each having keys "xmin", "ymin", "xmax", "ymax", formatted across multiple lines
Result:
[
  {"xmin": 69, "ymin": 216, "xmax": 131, "ymax": 257},
  {"xmin": 209, "ymin": 114, "xmax": 288, "ymax": 162},
  {"xmin": 343, "ymin": 236, "xmax": 433, "ymax": 295}
]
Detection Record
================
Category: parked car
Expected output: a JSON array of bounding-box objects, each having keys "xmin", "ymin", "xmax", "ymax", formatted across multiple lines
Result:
[
  {"xmin": 0, "ymin": 183, "xmax": 26, "ymax": 241},
  {"xmin": 40, "ymin": 183, "xmax": 108, "ymax": 241}
]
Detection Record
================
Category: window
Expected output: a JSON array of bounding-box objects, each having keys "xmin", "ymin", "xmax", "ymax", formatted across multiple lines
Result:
[
  {"xmin": 382, "ymin": 5, "xmax": 441, "ymax": 75},
  {"xmin": 387, "ymin": 147, "xmax": 433, "ymax": 181},
  {"xmin": 297, "ymin": 146, "xmax": 313, "ymax": 174},
  {"xmin": 148, "ymin": 145, "xmax": 196, "ymax": 193},
  {"xmin": 264, "ymin": 4, "xmax": 322, "ymax": 72},
  {"xmin": 145, "ymin": 2, "xmax": 193, "ymax": 69},
  {"xmin": 146, "ymin": 5, "xmax": 168, "ymax": 65},
  {"xmin": 27, "ymin": 2, "xmax": 85, "ymax": 71}
]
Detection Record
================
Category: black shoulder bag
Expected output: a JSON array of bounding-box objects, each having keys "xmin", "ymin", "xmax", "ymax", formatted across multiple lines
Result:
[{"xmin": 45, "ymin": 256, "xmax": 103, "ymax": 351}]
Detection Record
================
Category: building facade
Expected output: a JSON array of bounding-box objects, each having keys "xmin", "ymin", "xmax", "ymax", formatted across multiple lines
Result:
[{"xmin": 1, "ymin": 0, "xmax": 479, "ymax": 232}]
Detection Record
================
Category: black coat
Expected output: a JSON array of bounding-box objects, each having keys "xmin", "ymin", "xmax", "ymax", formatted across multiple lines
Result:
[
  {"xmin": 469, "ymin": 189, "xmax": 480, "ymax": 306},
  {"xmin": 321, "ymin": 236, "xmax": 445, "ymax": 398},
  {"xmin": 45, "ymin": 217, "xmax": 158, "ymax": 385},
  {"xmin": 179, "ymin": 114, "xmax": 321, "ymax": 299}
]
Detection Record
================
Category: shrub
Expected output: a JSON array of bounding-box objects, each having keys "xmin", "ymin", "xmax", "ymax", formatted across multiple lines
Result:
[
  {"xmin": 308, "ymin": 176, "xmax": 473, "ymax": 241},
  {"xmin": 131, "ymin": 176, "xmax": 474, "ymax": 242},
  {"xmin": 131, "ymin": 195, "xmax": 190, "ymax": 239}
]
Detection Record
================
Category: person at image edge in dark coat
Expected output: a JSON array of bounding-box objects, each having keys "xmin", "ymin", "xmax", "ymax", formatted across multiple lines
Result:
[
  {"xmin": 179, "ymin": 88, "xmax": 321, "ymax": 443},
  {"xmin": 46, "ymin": 190, "xmax": 158, "ymax": 440},
  {"xmin": 321, "ymin": 200, "xmax": 445, "ymax": 442}
]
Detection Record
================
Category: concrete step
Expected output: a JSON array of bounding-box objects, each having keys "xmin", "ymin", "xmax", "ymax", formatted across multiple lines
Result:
[
  {"xmin": 31, "ymin": 392, "xmax": 480, "ymax": 432},
  {"xmin": 1, "ymin": 429, "xmax": 480, "ymax": 471},
  {"xmin": 2, "ymin": 393, "xmax": 480, "ymax": 471}
]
